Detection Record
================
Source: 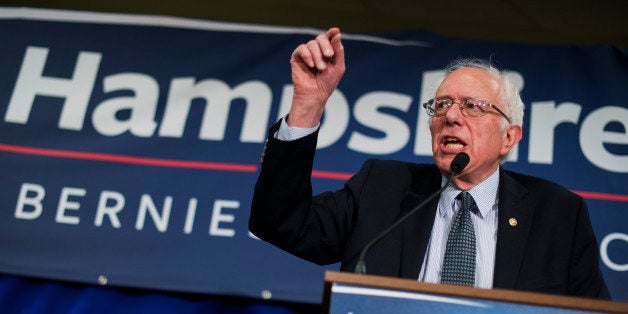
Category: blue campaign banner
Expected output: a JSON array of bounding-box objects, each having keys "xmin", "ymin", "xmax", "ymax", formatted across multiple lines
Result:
[{"xmin": 0, "ymin": 8, "xmax": 626, "ymax": 304}]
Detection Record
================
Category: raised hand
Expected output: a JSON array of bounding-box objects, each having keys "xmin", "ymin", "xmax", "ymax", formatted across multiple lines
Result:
[{"xmin": 288, "ymin": 28, "xmax": 346, "ymax": 128}]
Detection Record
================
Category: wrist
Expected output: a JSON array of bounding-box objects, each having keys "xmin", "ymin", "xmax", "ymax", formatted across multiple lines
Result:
[{"xmin": 288, "ymin": 95, "xmax": 326, "ymax": 128}]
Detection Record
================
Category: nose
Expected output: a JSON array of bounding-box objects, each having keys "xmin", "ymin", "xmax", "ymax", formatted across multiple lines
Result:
[{"xmin": 444, "ymin": 102, "xmax": 464, "ymax": 124}]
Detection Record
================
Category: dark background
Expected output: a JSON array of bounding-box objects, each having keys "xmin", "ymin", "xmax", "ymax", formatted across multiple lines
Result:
[{"xmin": 3, "ymin": 0, "xmax": 627, "ymax": 46}]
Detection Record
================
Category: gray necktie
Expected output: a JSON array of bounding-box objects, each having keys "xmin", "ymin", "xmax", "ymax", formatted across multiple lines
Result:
[{"xmin": 441, "ymin": 191, "xmax": 477, "ymax": 286}]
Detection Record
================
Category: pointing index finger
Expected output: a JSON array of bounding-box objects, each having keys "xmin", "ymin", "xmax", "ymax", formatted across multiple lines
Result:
[{"xmin": 324, "ymin": 28, "xmax": 341, "ymax": 57}]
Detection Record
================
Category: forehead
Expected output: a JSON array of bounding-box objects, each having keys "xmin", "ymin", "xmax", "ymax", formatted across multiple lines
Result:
[{"xmin": 436, "ymin": 67, "xmax": 501, "ymax": 101}]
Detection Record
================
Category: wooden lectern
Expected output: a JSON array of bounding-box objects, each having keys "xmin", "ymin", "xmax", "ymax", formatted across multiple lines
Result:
[{"xmin": 323, "ymin": 271, "xmax": 628, "ymax": 313}]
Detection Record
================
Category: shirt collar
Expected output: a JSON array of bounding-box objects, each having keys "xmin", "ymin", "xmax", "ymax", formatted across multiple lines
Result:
[{"xmin": 438, "ymin": 167, "xmax": 500, "ymax": 218}]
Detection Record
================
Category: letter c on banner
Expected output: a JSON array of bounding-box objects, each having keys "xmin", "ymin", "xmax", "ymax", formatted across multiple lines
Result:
[{"xmin": 600, "ymin": 232, "xmax": 628, "ymax": 271}]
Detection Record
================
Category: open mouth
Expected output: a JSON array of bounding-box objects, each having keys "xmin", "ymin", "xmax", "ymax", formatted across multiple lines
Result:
[{"xmin": 443, "ymin": 137, "xmax": 465, "ymax": 149}]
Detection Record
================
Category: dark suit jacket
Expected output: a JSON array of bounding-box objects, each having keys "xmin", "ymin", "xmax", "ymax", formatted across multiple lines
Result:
[{"xmin": 249, "ymin": 124, "xmax": 610, "ymax": 299}]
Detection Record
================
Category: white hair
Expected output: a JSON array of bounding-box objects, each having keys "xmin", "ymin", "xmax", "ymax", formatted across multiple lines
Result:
[{"xmin": 444, "ymin": 58, "xmax": 525, "ymax": 129}]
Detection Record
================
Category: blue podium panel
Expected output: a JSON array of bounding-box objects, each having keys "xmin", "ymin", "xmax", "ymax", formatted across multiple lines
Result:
[{"xmin": 329, "ymin": 283, "xmax": 597, "ymax": 314}]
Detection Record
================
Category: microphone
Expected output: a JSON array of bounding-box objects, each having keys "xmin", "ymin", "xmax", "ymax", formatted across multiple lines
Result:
[{"xmin": 354, "ymin": 152, "xmax": 470, "ymax": 274}]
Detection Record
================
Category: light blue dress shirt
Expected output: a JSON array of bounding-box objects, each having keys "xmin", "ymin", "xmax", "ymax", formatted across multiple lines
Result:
[{"xmin": 418, "ymin": 169, "xmax": 500, "ymax": 288}]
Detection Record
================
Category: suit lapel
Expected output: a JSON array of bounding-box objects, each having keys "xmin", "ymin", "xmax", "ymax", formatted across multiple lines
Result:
[
  {"xmin": 399, "ymin": 170, "xmax": 441, "ymax": 279},
  {"xmin": 493, "ymin": 169, "xmax": 535, "ymax": 290}
]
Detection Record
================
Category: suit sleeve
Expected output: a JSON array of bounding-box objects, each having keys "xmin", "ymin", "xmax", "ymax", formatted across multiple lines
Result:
[
  {"xmin": 569, "ymin": 197, "xmax": 611, "ymax": 299},
  {"xmin": 248, "ymin": 121, "xmax": 370, "ymax": 265}
]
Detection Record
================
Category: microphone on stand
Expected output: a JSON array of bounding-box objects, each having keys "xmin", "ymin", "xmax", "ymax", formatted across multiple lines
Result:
[{"xmin": 354, "ymin": 152, "xmax": 470, "ymax": 274}]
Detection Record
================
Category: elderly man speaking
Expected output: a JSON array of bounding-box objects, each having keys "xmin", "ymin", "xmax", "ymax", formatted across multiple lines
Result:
[{"xmin": 249, "ymin": 28, "xmax": 610, "ymax": 299}]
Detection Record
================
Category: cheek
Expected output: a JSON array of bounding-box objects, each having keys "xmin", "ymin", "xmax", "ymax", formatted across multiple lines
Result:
[
  {"xmin": 468, "ymin": 125, "xmax": 500, "ymax": 154},
  {"xmin": 475, "ymin": 131, "xmax": 505, "ymax": 155},
  {"xmin": 429, "ymin": 122, "xmax": 439, "ymax": 150}
]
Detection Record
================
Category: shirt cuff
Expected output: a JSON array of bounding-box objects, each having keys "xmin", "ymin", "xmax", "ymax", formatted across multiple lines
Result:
[{"xmin": 275, "ymin": 116, "xmax": 319, "ymax": 141}]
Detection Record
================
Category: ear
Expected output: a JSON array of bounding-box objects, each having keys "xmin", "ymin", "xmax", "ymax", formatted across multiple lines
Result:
[{"xmin": 501, "ymin": 125, "xmax": 522, "ymax": 156}]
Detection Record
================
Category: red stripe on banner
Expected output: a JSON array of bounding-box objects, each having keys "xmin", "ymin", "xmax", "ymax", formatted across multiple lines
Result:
[
  {"xmin": 2, "ymin": 144, "xmax": 627, "ymax": 202},
  {"xmin": 572, "ymin": 190, "xmax": 628, "ymax": 203},
  {"xmin": 311, "ymin": 170, "xmax": 353, "ymax": 180},
  {"xmin": 0, "ymin": 143, "xmax": 258, "ymax": 172}
]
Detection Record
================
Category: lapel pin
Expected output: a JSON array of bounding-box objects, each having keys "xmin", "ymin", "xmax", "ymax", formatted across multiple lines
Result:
[{"xmin": 509, "ymin": 218, "xmax": 518, "ymax": 227}]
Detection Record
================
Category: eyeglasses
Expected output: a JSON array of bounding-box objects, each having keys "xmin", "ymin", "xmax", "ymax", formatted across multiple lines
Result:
[{"xmin": 423, "ymin": 97, "xmax": 511, "ymax": 124}]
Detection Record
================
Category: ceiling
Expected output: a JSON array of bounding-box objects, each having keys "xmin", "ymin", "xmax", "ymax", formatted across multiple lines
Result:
[{"xmin": 3, "ymin": 0, "xmax": 628, "ymax": 46}]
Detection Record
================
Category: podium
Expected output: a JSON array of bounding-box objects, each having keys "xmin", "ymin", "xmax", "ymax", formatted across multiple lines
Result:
[{"xmin": 322, "ymin": 271, "xmax": 628, "ymax": 313}]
